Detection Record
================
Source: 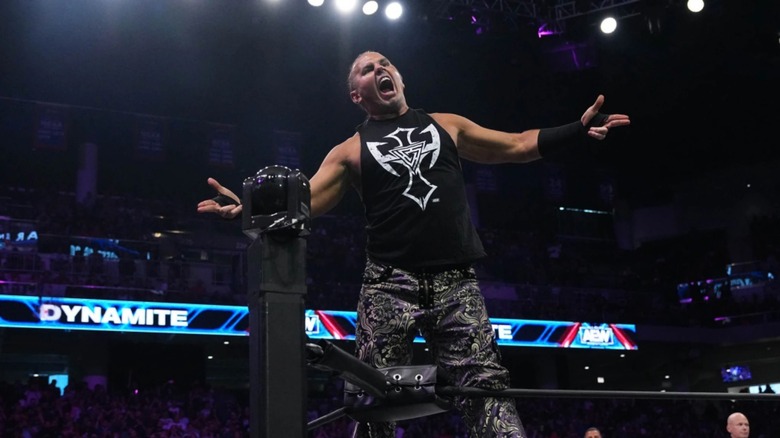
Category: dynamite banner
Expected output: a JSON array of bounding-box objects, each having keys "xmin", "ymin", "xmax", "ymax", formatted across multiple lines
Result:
[
  {"xmin": 0, "ymin": 294, "xmax": 249, "ymax": 336},
  {"xmin": 0, "ymin": 295, "xmax": 637, "ymax": 349}
]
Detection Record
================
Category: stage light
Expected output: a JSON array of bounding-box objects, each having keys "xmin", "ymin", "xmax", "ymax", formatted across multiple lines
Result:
[
  {"xmin": 307, "ymin": 0, "xmax": 404, "ymax": 20},
  {"xmin": 362, "ymin": 0, "xmax": 378, "ymax": 15},
  {"xmin": 687, "ymin": 0, "xmax": 704, "ymax": 13},
  {"xmin": 334, "ymin": 0, "xmax": 357, "ymax": 14},
  {"xmin": 242, "ymin": 165, "xmax": 311, "ymax": 239},
  {"xmin": 599, "ymin": 17, "xmax": 617, "ymax": 34},
  {"xmin": 385, "ymin": 1, "xmax": 402, "ymax": 20}
]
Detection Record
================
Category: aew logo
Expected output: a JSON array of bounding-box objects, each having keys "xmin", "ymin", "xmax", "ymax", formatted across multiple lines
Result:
[
  {"xmin": 578, "ymin": 323, "xmax": 614, "ymax": 346},
  {"xmin": 366, "ymin": 124, "xmax": 441, "ymax": 211}
]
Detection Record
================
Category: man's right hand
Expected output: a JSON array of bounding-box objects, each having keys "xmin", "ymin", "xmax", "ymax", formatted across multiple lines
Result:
[{"xmin": 197, "ymin": 177, "xmax": 243, "ymax": 219}]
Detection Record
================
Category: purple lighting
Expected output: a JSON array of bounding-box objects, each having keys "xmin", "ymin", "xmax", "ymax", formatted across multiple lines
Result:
[{"xmin": 537, "ymin": 23, "xmax": 556, "ymax": 38}]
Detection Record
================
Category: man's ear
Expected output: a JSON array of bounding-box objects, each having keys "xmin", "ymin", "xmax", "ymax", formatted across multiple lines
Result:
[{"xmin": 350, "ymin": 89, "xmax": 361, "ymax": 105}]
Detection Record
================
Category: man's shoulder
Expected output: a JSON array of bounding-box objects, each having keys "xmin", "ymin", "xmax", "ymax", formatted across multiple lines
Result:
[
  {"xmin": 329, "ymin": 133, "xmax": 361, "ymax": 161},
  {"xmin": 340, "ymin": 132, "xmax": 361, "ymax": 148},
  {"xmin": 429, "ymin": 112, "xmax": 465, "ymax": 129}
]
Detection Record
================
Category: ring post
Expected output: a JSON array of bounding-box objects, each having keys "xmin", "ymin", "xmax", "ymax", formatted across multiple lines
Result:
[{"xmin": 242, "ymin": 165, "xmax": 311, "ymax": 438}]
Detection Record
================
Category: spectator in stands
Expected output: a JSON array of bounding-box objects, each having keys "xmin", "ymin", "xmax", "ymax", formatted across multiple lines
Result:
[
  {"xmin": 727, "ymin": 411, "xmax": 750, "ymax": 438},
  {"xmin": 583, "ymin": 426, "xmax": 602, "ymax": 438}
]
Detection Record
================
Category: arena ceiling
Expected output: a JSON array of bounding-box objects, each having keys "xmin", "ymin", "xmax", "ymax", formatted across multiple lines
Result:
[{"xmin": 0, "ymin": 0, "xmax": 778, "ymax": 202}]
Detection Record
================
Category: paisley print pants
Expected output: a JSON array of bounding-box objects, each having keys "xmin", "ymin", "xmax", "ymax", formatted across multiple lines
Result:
[{"xmin": 350, "ymin": 260, "xmax": 526, "ymax": 438}]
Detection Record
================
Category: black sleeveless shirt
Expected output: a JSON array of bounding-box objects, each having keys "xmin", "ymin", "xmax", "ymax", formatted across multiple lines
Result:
[{"xmin": 357, "ymin": 108, "xmax": 486, "ymax": 269}]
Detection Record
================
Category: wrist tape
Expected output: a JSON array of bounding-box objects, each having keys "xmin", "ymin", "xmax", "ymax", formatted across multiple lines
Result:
[{"xmin": 538, "ymin": 112, "xmax": 608, "ymax": 159}]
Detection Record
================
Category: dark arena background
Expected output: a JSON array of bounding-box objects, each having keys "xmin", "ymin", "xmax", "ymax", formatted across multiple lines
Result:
[{"xmin": 1, "ymin": 0, "xmax": 780, "ymax": 436}]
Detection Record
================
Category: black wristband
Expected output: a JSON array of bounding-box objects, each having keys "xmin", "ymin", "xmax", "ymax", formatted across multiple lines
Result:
[
  {"xmin": 212, "ymin": 194, "xmax": 240, "ymax": 207},
  {"xmin": 537, "ymin": 112, "xmax": 609, "ymax": 159},
  {"xmin": 537, "ymin": 121, "xmax": 584, "ymax": 159}
]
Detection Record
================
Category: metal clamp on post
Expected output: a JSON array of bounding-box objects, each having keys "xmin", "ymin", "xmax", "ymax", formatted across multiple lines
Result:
[{"xmin": 343, "ymin": 364, "xmax": 452, "ymax": 423}]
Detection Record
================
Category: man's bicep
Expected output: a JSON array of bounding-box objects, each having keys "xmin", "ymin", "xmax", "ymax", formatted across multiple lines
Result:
[{"xmin": 309, "ymin": 146, "xmax": 351, "ymax": 217}]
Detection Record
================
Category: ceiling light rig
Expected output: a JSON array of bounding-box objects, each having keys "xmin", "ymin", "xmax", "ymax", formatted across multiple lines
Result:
[
  {"xmin": 307, "ymin": 0, "xmax": 405, "ymax": 20},
  {"xmin": 428, "ymin": 0, "xmax": 705, "ymax": 37}
]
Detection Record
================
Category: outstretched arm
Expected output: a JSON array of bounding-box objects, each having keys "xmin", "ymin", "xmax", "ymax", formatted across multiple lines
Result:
[
  {"xmin": 197, "ymin": 137, "xmax": 357, "ymax": 221},
  {"xmin": 308, "ymin": 135, "xmax": 358, "ymax": 218},
  {"xmin": 433, "ymin": 94, "xmax": 630, "ymax": 164}
]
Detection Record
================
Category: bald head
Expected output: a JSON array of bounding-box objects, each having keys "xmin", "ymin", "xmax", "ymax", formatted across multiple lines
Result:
[
  {"xmin": 347, "ymin": 50, "xmax": 381, "ymax": 92},
  {"xmin": 584, "ymin": 427, "xmax": 602, "ymax": 438},
  {"xmin": 727, "ymin": 412, "xmax": 750, "ymax": 438}
]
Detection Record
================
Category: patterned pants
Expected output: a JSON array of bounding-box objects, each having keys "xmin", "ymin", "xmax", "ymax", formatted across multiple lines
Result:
[{"xmin": 351, "ymin": 260, "xmax": 526, "ymax": 438}]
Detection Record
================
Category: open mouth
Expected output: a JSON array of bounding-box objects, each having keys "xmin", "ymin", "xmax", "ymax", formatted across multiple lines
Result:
[{"xmin": 378, "ymin": 76, "xmax": 394, "ymax": 93}]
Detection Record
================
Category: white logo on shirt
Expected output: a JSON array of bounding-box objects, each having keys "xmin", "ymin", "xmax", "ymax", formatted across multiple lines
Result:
[{"xmin": 366, "ymin": 124, "xmax": 440, "ymax": 211}]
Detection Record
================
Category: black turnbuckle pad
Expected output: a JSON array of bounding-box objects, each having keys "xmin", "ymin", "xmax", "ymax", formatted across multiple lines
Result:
[{"xmin": 344, "ymin": 364, "xmax": 452, "ymax": 422}]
